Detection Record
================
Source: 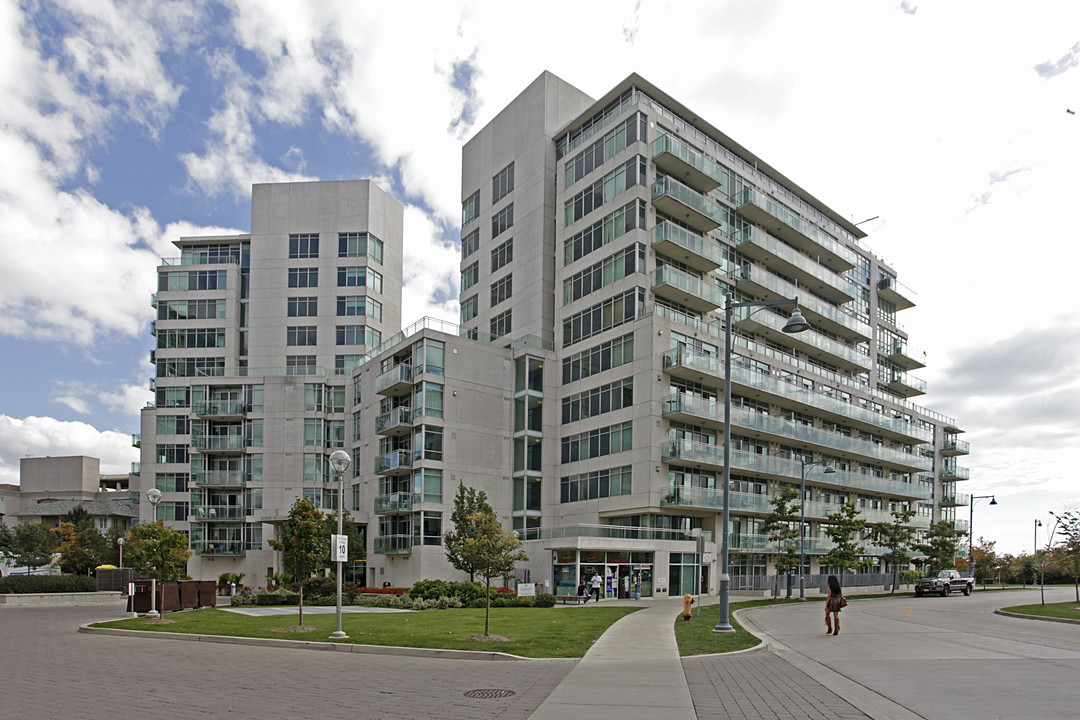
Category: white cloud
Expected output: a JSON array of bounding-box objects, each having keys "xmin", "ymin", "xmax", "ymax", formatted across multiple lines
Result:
[
  {"xmin": 99, "ymin": 383, "xmax": 155, "ymax": 417},
  {"xmin": 0, "ymin": 415, "xmax": 138, "ymax": 485},
  {"xmin": 400, "ymin": 205, "xmax": 460, "ymax": 326}
]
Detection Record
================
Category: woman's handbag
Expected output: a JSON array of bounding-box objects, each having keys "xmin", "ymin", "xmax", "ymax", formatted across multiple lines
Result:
[{"xmin": 839, "ymin": 597, "xmax": 848, "ymax": 608}]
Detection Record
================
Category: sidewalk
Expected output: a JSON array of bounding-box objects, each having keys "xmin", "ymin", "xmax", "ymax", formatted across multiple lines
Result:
[{"xmin": 527, "ymin": 596, "xmax": 696, "ymax": 720}]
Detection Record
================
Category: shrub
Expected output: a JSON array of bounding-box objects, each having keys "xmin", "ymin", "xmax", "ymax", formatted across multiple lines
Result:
[
  {"xmin": 0, "ymin": 575, "xmax": 99, "ymax": 594},
  {"xmin": 308, "ymin": 594, "xmax": 336, "ymax": 606},
  {"xmin": 410, "ymin": 579, "xmax": 486, "ymax": 604},
  {"xmin": 301, "ymin": 576, "xmax": 337, "ymax": 597},
  {"xmin": 255, "ymin": 589, "xmax": 299, "ymax": 606},
  {"xmin": 535, "ymin": 593, "xmax": 557, "ymax": 608}
]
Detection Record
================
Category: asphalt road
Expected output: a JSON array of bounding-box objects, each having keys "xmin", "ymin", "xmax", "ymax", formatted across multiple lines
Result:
[{"xmin": 741, "ymin": 586, "xmax": 1080, "ymax": 720}]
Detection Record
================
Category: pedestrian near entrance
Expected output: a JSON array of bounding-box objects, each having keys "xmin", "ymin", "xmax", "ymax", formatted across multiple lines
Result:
[
  {"xmin": 590, "ymin": 572, "xmax": 603, "ymax": 602},
  {"xmin": 825, "ymin": 574, "xmax": 844, "ymax": 635},
  {"xmin": 577, "ymin": 581, "xmax": 588, "ymax": 600}
]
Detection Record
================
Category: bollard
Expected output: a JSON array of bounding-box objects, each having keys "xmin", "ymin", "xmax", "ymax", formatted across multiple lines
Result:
[{"xmin": 683, "ymin": 593, "xmax": 693, "ymax": 620}]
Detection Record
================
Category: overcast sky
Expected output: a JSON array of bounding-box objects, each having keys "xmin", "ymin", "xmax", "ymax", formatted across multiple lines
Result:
[{"xmin": 1, "ymin": 0, "xmax": 1077, "ymax": 556}]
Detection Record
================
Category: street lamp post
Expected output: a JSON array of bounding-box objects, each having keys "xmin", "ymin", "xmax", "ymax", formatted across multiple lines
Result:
[
  {"xmin": 967, "ymin": 494, "xmax": 997, "ymax": 581},
  {"xmin": 329, "ymin": 450, "xmax": 352, "ymax": 640},
  {"xmin": 118, "ymin": 537, "xmax": 124, "ymax": 570},
  {"xmin": 1040, "ymin": 512, "xmax": 1061, "ymax": 607},
  {"xmin": 145, "ymin": 488, "xmax": 162, "ymax": 619},
  {"xmin": 799, "ymin": 459, "xmax": 835, "ymax": 600},
  {"xmin": 713, "ymin": 291, "xmax": 810, "ymax": 633},
  {"xmin": 1034, "ymin": 519, "xmax": 1042, "ymax": 587}
]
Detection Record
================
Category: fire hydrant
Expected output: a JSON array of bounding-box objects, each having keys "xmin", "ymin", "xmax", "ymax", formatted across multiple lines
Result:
[{"xmin": 683, "ymin": 593, "xmax": 693, "ymax": 621}]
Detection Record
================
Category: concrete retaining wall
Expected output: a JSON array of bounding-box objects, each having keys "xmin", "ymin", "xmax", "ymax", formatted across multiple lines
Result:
[{"xmin": 0, "ymin": 591, "xmax": 125, "ymax": 607}]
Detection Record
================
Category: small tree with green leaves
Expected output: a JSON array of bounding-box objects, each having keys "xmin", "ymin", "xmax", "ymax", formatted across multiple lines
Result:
[
  {"xmin": 874, "ymin": 508, "xmax": 916, "ymax": 593},
  {"xmin": 268, "ymin": 498, "xmax": 329, "ymax": 627},
  {"xmin": 125, "ymin": 521, "xmax": 192, "ymax": 582},
  {"xmin": 1054, "ymin": 511, "xmax": 1080, "ymax": 602},
  {"xmin": 915, "ymin": 520, "xmax": 966, "ymax": 572},
  {"xmin": 0, "ymin": 523, "xmax": 14, "ymax": 557},
  {"xmin": 821, "ymin": 502, "xmax": 867, "ymax": 575},
  {"xmin": 972, "ymin": 536, "xmax": 999, "ymax": 587},
  {"xmin": 761, "ymin": 485, "xmax": 801, "ymax": 596},
  {"xmin": 443, "ymin": 482, "xmax": 494, "ymax": 582},
  {"xmin": 9, "ymin": 522, "xmax": 58, "ymax": 571},
  {"xmin": 444, "ymin": 509, "xmax": 527, "ymax": 636},
  {"xmin": 52, "ymin": 521, "xmax": 107, "ymax": 575}
]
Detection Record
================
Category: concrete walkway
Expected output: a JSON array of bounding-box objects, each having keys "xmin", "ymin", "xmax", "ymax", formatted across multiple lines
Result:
[{"xmin": 527, "ymin": 596, "xmax": 696, "ymax": 720}]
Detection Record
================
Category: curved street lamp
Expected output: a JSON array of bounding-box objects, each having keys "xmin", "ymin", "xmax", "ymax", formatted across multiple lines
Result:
[{"xmin": 328, "ymin": 449, "xmax": 352, "ymax": 639}]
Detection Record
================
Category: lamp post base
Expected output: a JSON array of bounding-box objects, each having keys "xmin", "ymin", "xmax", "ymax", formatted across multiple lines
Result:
[{"xmin": 329, "ymin": 631, "xmax": 348, "ymax": 640}]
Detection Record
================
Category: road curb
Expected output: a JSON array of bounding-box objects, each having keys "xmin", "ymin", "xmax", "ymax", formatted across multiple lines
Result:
[{"xmin": 994, "ymin": 609, "xmax": 1080, "ymax": 625}]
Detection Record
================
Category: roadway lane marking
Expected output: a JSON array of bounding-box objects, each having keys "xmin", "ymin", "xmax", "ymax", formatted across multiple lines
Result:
[{"xmin": 901, "ymin": 607, "xmax": 1080, "ymax": 645}]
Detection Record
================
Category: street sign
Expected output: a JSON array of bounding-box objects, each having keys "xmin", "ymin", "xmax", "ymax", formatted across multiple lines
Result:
[{"xmin": 331, "ymin": 534, "xmax": 348, "ymax": 562}]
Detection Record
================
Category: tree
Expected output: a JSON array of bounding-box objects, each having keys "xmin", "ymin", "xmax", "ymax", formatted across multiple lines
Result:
[
  {"xmin": 268, "ymin": 498, "xmax": 329, "ymax": 627},
  {"xmin": 103, "ymin": 524, "xmax": 128, "ymax": 567},
  {"xmin": 443, "ymin": 482, "xmax": 494, "ymax": 582},
  {"xmin": 0, "ymin": 523, "xmax": 13, "ymax": 556},
  {"xmin": 64, "ymin": 505, "xmax": 93, "ymax": 528},
  {"xmin": 52, "ymin": 521, "xmax": 107, "ymax": 575},
  {"xmin": 972, "ymin": 536, "xmax": 999, "ymax": 587},
  {"xmin": 322, "ymin": 508, "xmax": 366, "ymax": 564},
  {"xmin": 125, "ymin": 521, "xmax": 192, "ymax": 582},
  {"xmin": 1054, "ymin": 511, "xmax": 1080, "ymax": 602},
  {"xmin": 874, "ymin": 508, "xmax": 916, "ymax": 593},
  {"xmin": 761, "ymin": 486, "xmax": 801, "ymax": 597},
  {"xmin": 9, "ymin": 522, "xmax": 57, "ymax": 571},
  {"xmin": 443, "ymin": 509, "xmax": 527, "ymax": 636},
  {"xmin": 820, "ymin": 502, "xmax": 867, "ymax": 574},
  {"xmin": 915, "ymin": 520, "xmax": 965, "ymax": 571}
]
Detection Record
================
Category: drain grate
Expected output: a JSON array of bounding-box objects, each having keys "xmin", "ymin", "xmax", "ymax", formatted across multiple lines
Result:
[{"xmin": 463, "ymin": 688, "xmax": 516, "ymax": 699}]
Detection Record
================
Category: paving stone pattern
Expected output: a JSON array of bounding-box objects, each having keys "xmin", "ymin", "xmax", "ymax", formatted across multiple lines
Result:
[
  {"xmin": 2, "ymin": 605, "xmax": 572, "ymax": 720},
  {"xmin": 684, "ymin": 652, "xmax": 869, "ymax": 720}
]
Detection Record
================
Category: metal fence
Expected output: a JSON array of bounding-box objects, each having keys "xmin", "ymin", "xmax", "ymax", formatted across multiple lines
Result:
[{"xmin": 730, "ymin": 572, "xmax": 910, "ymax": 595}]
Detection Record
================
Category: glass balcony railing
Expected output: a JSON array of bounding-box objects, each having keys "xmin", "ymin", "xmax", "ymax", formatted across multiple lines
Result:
[
  {"xmin": 193, "ymin": 400, "xmax": 248, "ymax": 418},
  {"xmin": 374, "ymin": 535, "xmax": 414, "ymax": 554},
  {"xmin": 652, "ymin": 134, "xmax": 728, "ymax": 195},
  {"xmin": 651, "ymin": 220, "xmax": 724, "ymax": 272},
  {"xmin": 190, "ymin": 505, "xmax": 246, "ymax": 521},
  {"xmin": 735, "ymin": 225, "xmax": 860, "ymax": 302},
  {"xmin": 736, "ymin": 307, "xmax": 872, "ymax": 372},
  {"xmin": 734, "ymin": 265, "xmax": 871, "ymax": 341},
  {"xmin": 374, "ymin": 492, "xmax": 421, "ymax": 514},
  {"xmin": 876, "ymin": 276, "xmax": 916, "ymax": 310},
  {"xmin": 661, "ymin": 486, "xmax": 770, "ymax": 513},
  {"xmin": 192, "ymin": 540, "xmax": 245, "ymax": 556},
  {"xmin": 375, "ymin": 364, "xmax": 414, "ymax": 394},
  {"xmin": 941, "ymin": 438, "xmax": 971, "ymax": 456},
  {"xmin": 661, "ymin": 440, "xmax": 931, "ymax": 499},
  {"xmin": 941, "ymin": 465, "xmax": 970, "ymax": 480},
  {"xmin": 190, "ymin": 435, "xmax": 247, "ymax": 453},
  {"xmin": 131, "ymin": 434, "xmax": 141, "ymax": 448},
  {"xmin": 191, "ymin": 470, "xmax": 248, "ymax": 487},
  {"xmin": 885, "ymin": 371, "xmax": 928, "ymax": 397},
  {"xmin": 885, "ymin": 342, "xmax": 926, "ymax": 370},
  {"xmin": 651, "ymin": 176, "xmax": 726, "ymax": 233},
  {"xmin": 729, "ymin": 534, "xmax": 889, "ymax": 557},
  {"xmin": 652, "ymin": 266, "xmax": 724, "ymax": 312},
  {"xmin": 516, "ymin": 523, "xmax": 698, "ymax": 543},
  {"xmin": 374, "ymin": 449, "xmax": 414, "ymax": 475},
  {"xmin": 375, "ymin": 407, "xmax": 415, "ymax": 435},
  {"xmin": 736, "ymin": 188, "xmax": 858, "ymax": 270}
]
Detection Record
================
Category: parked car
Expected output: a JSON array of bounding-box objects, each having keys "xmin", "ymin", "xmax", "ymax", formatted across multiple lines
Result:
[{"xmin": 914, "ymin": 569, "xmax": 973, "ymax": 597}]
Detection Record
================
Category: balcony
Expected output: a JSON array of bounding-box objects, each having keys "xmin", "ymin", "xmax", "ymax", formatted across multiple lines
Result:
[
  {"xmin": 191, "ymin": 470, "xmax": 248, "ymax": 487},
  {"xmin": 651, "ymin": 176, "xmax": 726, "ymax": 233},
  {"xmin": 193, "ymin": 400, "xmax": 248, "ymax": 420},
  {"xmin": 884, "ymin": 371, "xmax": 928, "ymax": 398},
  {"xmin": 661, "ymin": 440, "xmax": 931, "ymax": 499},
  {"xmin": 729, "ymin": 534, "xmax": 889, "ymax": 557},
  {"xmin": 884, "ymin": 342, "xmax": 926, "ymax": 371},
  {"xmin": 940, "ymin": 492, "xmax": 970, "ymax": 507},
  {"xmin": 374, "ymin": 492, "xmax": 421, "ymax": 514},
  {"xmin": 735, "ymin": 188, "xmax": 857, "ymax": 272},
  {"xmin": 516, "ymin": 524, "xmax": 697, "ymax": 543},
  {"xmin": 941, "ymin": 465, "xmax": 971, "ymax": 480},
  {"xmin": 192, "ymin": 540, "xmax": 245, "ymax": 556},
  {"xmin": 652, "ymin": 266, "xmax": 724, "ymax": 313},
  {"xmin": 375, "ymin": 449, "xmax": 414, "ymax": 476},
  {"xmin": 376, "ymin": 364, "xmax": 414, "ymax": 396},
  {"xmin": 131, "ymin": 462, "xmax": 141, "ymax": 474},
  {"xmin": 651, "ymin": 220, "xmax": 723, "ymax": 273},
  {"xmin": 661, "ymin": 348, "xmax": 932, "ymax": 444},
  {"xmin": 876, "ymin": 277, "xmax": 916, "ymax": 310},
  {"xmin": 661, "ymin": 395, "xmax": 930, "ymax": 472},
  {"xmin": 652, "ymin": 134, "xmax": 726, "ymax": 194},
  {"xmin": 374, "ymin": 534, "xmax": 414, "ymax": 554},
  {"xmin": 131, "ymin": 434, "xmax": 141, "ymax": 448},
  {"xmin": 734, "ymin": 225, "xmax": 859, "ymax": 303},
  {"xmin": 734, "ymin": 265, "xmax": 870, "ymax": 341},
  {"xmin": 375, "ymin": 407, "xmax": 415, "ymax": 436},
  {"xmin": 190, "ymin": 435, "xmax": 247, "ymax": 453},
  {"xmin": 190, "ymin": 505, "xmax": 246, "ymax": 521},
  {"xmin": 940, "ymin": 438, "xmax": 971, "ymax": 456},
  {"xmin": 950, "ymin": 519, "xmax": 970, "ymax": 533},
  {"xmin": 661, "ymin": 486, "xmax": 770, "ymax": 513},
  {"xmin": 737, "ymin": 308, "xmax": 872, "ymax": 373}
]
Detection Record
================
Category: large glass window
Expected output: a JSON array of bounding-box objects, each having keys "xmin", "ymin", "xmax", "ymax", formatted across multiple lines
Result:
[
  {"xmin": 460, "ymin": 295, "xmax": 477, "ymax": 323},
  {"xmin": 289, "ymin": 233, "xmax": 319, "ymax": 259},
  {"xmin": 492, "ymin": 203, "xmax": 513, "ymax": 239},
  {"xmin": 287, "ymin": 326, "xmax": 317, "ymax": 346},
  {"xmin": 490, "ymin": 309, "xmax": 512, "ymax": 338},
  {"xmin": 288, "ymin": 267, "xmax": 318, "ymax": 288},
  {"xmin": 492, "ymin": 162, "xmax": 514, "ymax": 203},
  {"xmin": 288, "ymin": 297, "xmax": 318, "ymax": 317},
  {"xmin": 338, "ymin": 267, "xmax": 382, "ymax": 292},
  {"xmin": 490, "ymin": 274, "xmax": 512, "ymax": 307},
  {"xmin": 461, "ymin": 228, "xmax": 479, "ymax": 258},
  {"xmin": 461, "ymin": 262, "xmax": 478, "ymax": 292},
  {"xmin": 338, "ymin": 232, "xmax": 383, "ymax": 264},
  {"xmin": 461, "ymin": 190, "xmax": 480, "ymax": 226},
  {"xmin": 491, "ymin": 238, "xmax": 513, "ymax": 272}
]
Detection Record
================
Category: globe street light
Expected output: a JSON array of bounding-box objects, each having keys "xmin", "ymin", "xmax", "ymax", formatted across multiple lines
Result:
[
  {"xmin": 714, "ymin": 292, "xmax": 810, "ymax": 633},
  {"xmin": 799, "ymin": 459, "xmax": 835, "ymax": 600},
  {"xmin": 145, "ymin": 488, "xmax": 162, "ymax": 619},
  {"xmin": 967, "ymin": 494, "xmax": 997, "ymax": 580},
  {"xmin": 328, "ymin": 449, "xmax": 352, "ymax": 640}
]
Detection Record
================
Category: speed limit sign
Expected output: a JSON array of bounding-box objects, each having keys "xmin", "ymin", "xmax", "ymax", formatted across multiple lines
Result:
[{"xmin": 331, "ymin": 534, "xmax": 348, "ymax": 561}]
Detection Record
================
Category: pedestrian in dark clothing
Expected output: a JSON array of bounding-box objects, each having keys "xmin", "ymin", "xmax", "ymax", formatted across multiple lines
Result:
[{"xmin": 825, "ymin": 574, "xmax": 844, "ymax": 635}]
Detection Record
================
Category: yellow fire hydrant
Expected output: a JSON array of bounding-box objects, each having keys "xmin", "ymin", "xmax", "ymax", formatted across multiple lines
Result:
[{"xmin": 683, "ymin": 593, "xmax": 693, "ymax": 621}]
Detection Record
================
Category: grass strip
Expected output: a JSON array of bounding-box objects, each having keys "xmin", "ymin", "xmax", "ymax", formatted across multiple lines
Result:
[
  {"xmin": 1000, "ymin": 601, "xmax": 1080, "ymax": 620},
  {"xmin": 90, "ymin": 606, "xmax": 638, "ymax": 658}
]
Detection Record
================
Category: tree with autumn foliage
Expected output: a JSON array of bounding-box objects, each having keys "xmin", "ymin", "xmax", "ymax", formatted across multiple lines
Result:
[{"xmin": 52, "ymin": 520, "xmax": 107, "ymax": 575}]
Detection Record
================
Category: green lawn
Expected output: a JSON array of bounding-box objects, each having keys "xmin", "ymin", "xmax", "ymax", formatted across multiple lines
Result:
[
  {"xmin": 1001, "ymin": 601, "xmax": 1080, "ymax": 620},
  {"xmin": 91, "ymin": 606, "xmax": 638, "ymax": 658},
  {"xmin": 674, "ymin": 598, "xmax": 799, "ymax": 656}
]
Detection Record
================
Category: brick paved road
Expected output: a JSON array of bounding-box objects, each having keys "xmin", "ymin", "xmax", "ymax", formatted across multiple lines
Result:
[
  {"xmin": 3, "ymin": 605, "xmax": 573, "ymax": 720},
  {"xmin": 684, "ymin": 653, "xmax": 869, "ymax": 720}
]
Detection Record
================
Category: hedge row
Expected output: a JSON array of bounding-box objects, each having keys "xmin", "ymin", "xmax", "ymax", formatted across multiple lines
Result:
[{"xmin": 0, "ymin": 575, "xmax": 100, "ymax": 594}]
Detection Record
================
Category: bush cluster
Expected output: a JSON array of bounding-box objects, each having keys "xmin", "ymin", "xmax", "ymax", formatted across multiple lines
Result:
[
  {"xmin": 0, "ymin": 575, "xmax": 100, "ymax": 594},
  {"xmin": 409, "ymin": 579, "xmax": 496, "ymax": 604}
]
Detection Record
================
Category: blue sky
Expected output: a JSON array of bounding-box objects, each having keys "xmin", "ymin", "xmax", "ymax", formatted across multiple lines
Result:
[{"xmin": 1, "ymin": 0, "xmax": 1078, "ymax": 555}]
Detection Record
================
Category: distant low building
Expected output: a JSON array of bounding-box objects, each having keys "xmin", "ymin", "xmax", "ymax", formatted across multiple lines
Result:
[
  {"xmin": 11, "ymin": 497, "xmax": 138, "ymax": 534},
  {"xmin": 3, "ymin": 456, "xmax": 137, "ymax": 529}
]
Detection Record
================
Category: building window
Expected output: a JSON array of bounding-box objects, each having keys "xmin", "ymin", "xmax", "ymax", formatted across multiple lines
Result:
[
  {"xmin": 490, "ymin": 309, "xmax": 512, "ymax": 338},
  {"xmin": 336, "ymin": 325, "xmax": 370, "ymax": 345},
  {"xmin": 460, "ymin": 295, "xmax": 478, "ymax": 323},
  {"xmin": 561, "ymin": 466, "xmax": 632, "ymax": 503},
  {"xmin": 490, "ymin": 274, "xmax": 512, "ymax": 307},
  {"xmin": 288, "ymin": 297, "xmax": 318, "ymax": 317},
  {"xmin": 288, "ymin": 267, "xmax": 318, "ymax": 288},
  {"xmin": 563, "ymin": 242, "xmax": 645, "ymax": 305},
  {"xmin": 491, "ymin": 238, "xmax": 513, "ymax": 272},
  {"xmin": 492, "ymin": 162, "xmax": 514, "ymax": 203},
  {"xmin": 336, "ymin": 355, "xmax": 363, "ymax": 375},
  {"xmin": 492, "ymin": 203, "xmax": 514, "ymax": 239},
  {"xmin": 289, "ymin": 233, "xmax": 319, "ymax": 259},
  {"xmin": 286, "ymin": 355, "xmax": 317, "ymax": 375},
  {"xmin": 560, "ymin": 421, "xmax": 633, "ymax": 463},
  {"xmin": 564, "ymin": 199, "xmax": 646, "ymax": 266},
  {"xmin": 287, "ymin": 326, "xmax": 317, "ymax": 346},
  {"xmin": 562, "ymin": 288, "xmax": 645, "ymax": 347},
  {"xmin": 561, "ymin": 378, "xmax": 633, "ymax": 423},
  {"xmin": 461, "ymin": 261, "xmax": 479, "ymax": 292},
  {"xmin": 564, "ymin": 156, "xmax": 647, "ymax": 227},
  {"xmin": 338, "ymin": 267, "xmax": 382, "ymax": 292},
  {"xmin": 561, "ymin": 333, "xmax": 635, "ymax": 383},
  {"xmin": 462, "ymin": 228, "xmax": 479, "ymax": 258},
  {"xmin": 462, "ymin": 190, "xmax": 480, "ymax": 227},
  {"xmin": 338, "ymin": 232, "xmax": 383, "ymax": 264}
]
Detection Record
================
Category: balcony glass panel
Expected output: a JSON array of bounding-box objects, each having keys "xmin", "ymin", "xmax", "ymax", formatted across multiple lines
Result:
[
  {"xmin": 735, "ymin": 225, "xmax": 860, "ymax": 302},
  {"xmin": 652, "ymin": 266, "xmax": 724, "ymax": 312},
  {"xmin": 374, "ymin": 492, "xmax": 422, "ymax": 514},
  {"xmin": 651, "ymin": 220, "xmax": 724, "ymax": 272},
  {"xmin": 374, "ymin": 535, "xmax": 414, "ymax": 554},
  {"xmin": 736, "ymin": 188, "xmax": 857, "ymax": 270},
  {"xmin": 734, "ymin": 265, "xmax": 870, "ymax": 340},
  {"xmin": 652, "ymin": 134, "xmax": 727, "ymax": 193},
  {"xmin": 651, "ymin": 176, "xmax": 726, "ymax": 232}
]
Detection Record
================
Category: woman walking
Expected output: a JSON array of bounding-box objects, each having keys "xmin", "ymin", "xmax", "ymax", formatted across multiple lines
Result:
[{"xmin": 825, "ymin": 574, "xmax": 844, "ymax": 635}]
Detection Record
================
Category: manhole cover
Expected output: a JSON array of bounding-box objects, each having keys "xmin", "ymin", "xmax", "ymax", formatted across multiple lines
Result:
[{"xmin": 463, "ymin": 688, "xmax": 516, "ymax": 699}]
